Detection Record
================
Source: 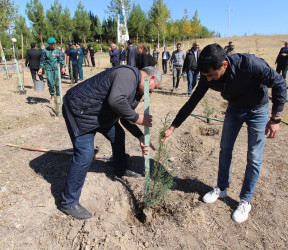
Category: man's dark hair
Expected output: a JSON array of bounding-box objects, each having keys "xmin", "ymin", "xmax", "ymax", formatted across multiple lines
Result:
[
  {"xmin": 177, "ymin": 43, "xmax": 181, "ymax": 47},
  {"xmin": 198, "ymin": 43, "xmax": 226, "ymax": 73},
  {"xmin": 31, "ymin": 43, "xmax": 36, "ymax": 48}
]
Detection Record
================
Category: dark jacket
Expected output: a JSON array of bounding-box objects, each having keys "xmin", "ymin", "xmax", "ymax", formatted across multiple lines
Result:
[
  {"xmin": 276, "ymin": 47, "xmax": 288, "ymax": 66},
  {"xmin": 109, "ymin": 48, "xmax": 120, "ymax": 64},
  {"xmin": 25, "ymin": 48, "xmax": 42, "ymax": 69},
  {"xmin": 63, "ymin": 65, "xmax": 143, "ymax": 137},
  {"xmin": 127, "ymin": 45, "xmax": 137, "ymax": 67},
  {"xmin": 162, "ymin": 50, "xmax": 171, "ymax": 60},
  {"xmin": 67, "ymin": 48, "xmax": 78, "ymax": 62},
  {"xmin": 82, "ymin": 47, "xmax": 89, "ymax": 55},
  {"xmin": 172, "ymin": 53, "xmax": 287, "ymax": 128},
  {"xmin": 183, "ymin": 48, "xmax": 201, "ymax": 73},
  {"xmin": 119, "ymin": 49, "xmax": 126, "ymax": 61}
]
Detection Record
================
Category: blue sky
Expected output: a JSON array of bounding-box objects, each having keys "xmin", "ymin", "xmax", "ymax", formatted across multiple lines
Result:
[{"xmin": 14, "ymin": 0, "xmax": 288, "ymax": 37}]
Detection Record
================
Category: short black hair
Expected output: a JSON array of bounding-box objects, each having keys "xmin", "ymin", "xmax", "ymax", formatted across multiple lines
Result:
[
  {"xmin": 198, "ymin": 43, "xmax": 226, "ymax": 73},
  {"xmin": 31, "ymin": 43, "xmax": 36, "ymax": 48},
  {"xmin": 177, "ymin": 43, "xmax": 181, "ymax": 47}
]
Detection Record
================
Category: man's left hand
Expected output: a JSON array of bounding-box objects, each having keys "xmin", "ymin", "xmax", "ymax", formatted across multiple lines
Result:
[
  {"xmin": 139, "ymin": 136, "xmax": 155, "ymax": 157},
  {"xmin": 265, "ymin": 120, "xmax": 280, "ymax": 138},
  {"xmin": 61, "ymin": 68, "xmax": 65, "ymax": 74}
]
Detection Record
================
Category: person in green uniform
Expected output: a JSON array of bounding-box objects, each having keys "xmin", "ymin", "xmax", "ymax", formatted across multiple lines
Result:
[
  {"xmin": 38, "ymin": 37, "xmax": 66, "ymax": 103},
  {"xmin": 76, "ymin": 44, "xmax": 83, "ymax": 81}
]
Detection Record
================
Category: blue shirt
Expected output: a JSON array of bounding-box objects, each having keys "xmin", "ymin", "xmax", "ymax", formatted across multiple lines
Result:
[{"xmin": 67, "ymin": 48, "xmax": 78, "ymax": 62}]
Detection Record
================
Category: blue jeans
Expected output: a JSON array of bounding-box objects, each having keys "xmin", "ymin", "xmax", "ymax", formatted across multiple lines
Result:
[
  {"xmin": 217, "ymin": 103, "xmax": 269, "ymax": 201},
  {"xmin": 187, "ymin": 69, "xmax": 199, "ymax": 95},
  {"xmin": 62, "ymin": 109, "xmax": 127, "ymax": 208}
]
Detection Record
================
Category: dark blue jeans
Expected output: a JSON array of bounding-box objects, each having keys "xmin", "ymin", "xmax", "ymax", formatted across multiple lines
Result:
[
  {"xmin": 62, "ymin": 109, "xmax": 127, "ymax": 208},
  {"xmin": 187, "ymin": 69, "xmax": 199, "ymax": 95},
  {"xmin": 217, "ymin": 103, "xmax": 269, "ymax": 201}
]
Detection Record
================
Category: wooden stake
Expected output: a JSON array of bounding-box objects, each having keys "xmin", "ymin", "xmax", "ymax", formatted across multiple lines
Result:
[{"xmin": 6, "ymin": 143, "xmax": 112, "ymax": 161}]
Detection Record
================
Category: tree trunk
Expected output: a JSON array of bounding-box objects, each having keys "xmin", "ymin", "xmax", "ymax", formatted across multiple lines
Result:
[
  {"xmin": 137, "ymin": 33, "xmax": 138, "ymax": 44},
  {"xmin": 40, "ymin": 33, "xmax": 43, "ymax": 45},
  {"xmin": 60, "ymin": 34, "xmax": 62, "ymax": 46},
  {"xmin": 82, "ymin": 32, "xmax": 86, "ymax": 43},
  {"xmin": 157, "ymin": 32, "xmax": 159, "ymax": 48}
]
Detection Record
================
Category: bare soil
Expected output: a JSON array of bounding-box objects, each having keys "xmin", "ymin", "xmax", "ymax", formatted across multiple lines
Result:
[{"xmin": 0, "ymin": 35, "xmax": 288, "ymax": 250}]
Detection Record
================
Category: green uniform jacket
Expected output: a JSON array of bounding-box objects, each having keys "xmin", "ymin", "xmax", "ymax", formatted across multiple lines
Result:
[
  {"xmin": 77, "ymin": 48, "xmax": 83, "ymax": 64},
  {"xmin": 40, "ymin": 47, "xmax": 65, "ymax": 71}
]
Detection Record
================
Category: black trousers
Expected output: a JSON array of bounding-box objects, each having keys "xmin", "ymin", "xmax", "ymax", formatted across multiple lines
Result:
[
  {"xmin": 162, "ymin": 59, "xmax": 168, "ymax": 74},
  {"xmin": 276, "ymin": 63, "xmax": 288, "ymax": 80},
  {"xmin": 30, "ymin": 69, "xmax": 44, "ymax": 81},
  {"xmin": 91, "ymin": 56, "xmax": 95, "ymax": 67},
  {"xmin": 69, "ymin": 61, "xmax": 78, "ymax": 82}
]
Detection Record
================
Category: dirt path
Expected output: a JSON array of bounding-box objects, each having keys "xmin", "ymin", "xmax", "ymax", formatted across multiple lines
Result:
[{"xmin": 0, "ymin": 35, "xmax": 288, "ymax": 249}]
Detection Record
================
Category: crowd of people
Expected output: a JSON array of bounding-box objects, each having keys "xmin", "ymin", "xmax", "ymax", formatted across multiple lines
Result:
[{"xmin": 25, "ymin": 37, "xmax": 287, "ymax": 224}]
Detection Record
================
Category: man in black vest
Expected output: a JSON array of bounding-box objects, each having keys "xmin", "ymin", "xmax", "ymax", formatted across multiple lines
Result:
[
  {"xmin": 61, "ymin": 66, "xmax": 162, "ymax": 220},
  {"xmin": 25, "ymin": 43, "xmax": 44, "ymax": 81}
]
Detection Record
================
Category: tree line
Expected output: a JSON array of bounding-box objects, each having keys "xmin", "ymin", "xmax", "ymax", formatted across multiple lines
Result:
[{"xmin": 0, "ymin": 0, "xmax": 219, "ymax": 55}]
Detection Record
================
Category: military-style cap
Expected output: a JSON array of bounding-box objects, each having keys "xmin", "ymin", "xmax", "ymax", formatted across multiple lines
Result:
[
  {"xmin": 47, "ymin": 37, "xmax": 56, "ymax": 44},
  {"xmin": 67, "ymin": 42, "xmax": 73, "ymax": 46}
]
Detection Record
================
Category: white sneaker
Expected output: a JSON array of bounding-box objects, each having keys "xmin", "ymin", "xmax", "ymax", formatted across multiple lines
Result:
[
  {"xmin": 232, "ymin": 200, "xmax": 251, "ymax": 223},
  {"xmin": 203, "ymin": 186, "xmax": 228, "ymax": 203}
]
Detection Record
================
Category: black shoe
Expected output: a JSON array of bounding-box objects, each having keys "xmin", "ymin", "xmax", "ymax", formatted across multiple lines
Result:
[
  {"xmin": 60, "ymin": 204, "xmax": 92, "ymax": 220},
  {"xmin": 116, "ymin": 169, "xmax": 142, "ymax": 178}
]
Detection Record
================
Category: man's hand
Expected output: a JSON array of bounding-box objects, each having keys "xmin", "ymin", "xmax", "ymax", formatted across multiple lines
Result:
[
  {"xmin": 161, "ymin": 126, "xmax": 175, "ymax": 143},
  {"xmin": 61, "ymin": 67, "xmax": 65, "ymax": 74},
  {"xmin": 139, "ymin": 136, "xmax": 155, "ymax": 157},
  {"xmin": 169, "ymin": 67, "xmax": 172, "ymax": 71},
  {"xmin": 265, "ymin": 120, "xmax": 280, "ymax": 138},
  {"xmin": 38, "ymin": 68, "xmax": 42, "ymax": 75},
  {"xmin": 136, "ymin": 114, "xmax": 152, "ymax": 127}
]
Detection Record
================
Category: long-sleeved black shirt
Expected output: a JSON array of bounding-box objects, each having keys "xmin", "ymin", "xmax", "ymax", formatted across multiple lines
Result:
[{"xmin": 172, "ymin": 53, "xmax": 287, "ymax": 128}]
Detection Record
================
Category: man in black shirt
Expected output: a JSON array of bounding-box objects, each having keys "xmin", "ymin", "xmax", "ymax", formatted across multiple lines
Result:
[
  {"xmin": 61, "ymin": 66, "xmax": 162, "ymax": 220},
  {"xmin": 25, "ymin": 43, "xmax": 44, "ymax": 81},
  {"xmin": 275, "ymin": 41, "xmax": 288, "ymax": 80},
  {"xmin": 89, "ymin": 46, "xmax": 95, "ymax": 67},
  {"xmin": 82, "ymin": 44, "xmax": 90, "ymax": 67},
  {"xmin": 163, "ymin": 44, "xmax": 286, "ymax": 223}
]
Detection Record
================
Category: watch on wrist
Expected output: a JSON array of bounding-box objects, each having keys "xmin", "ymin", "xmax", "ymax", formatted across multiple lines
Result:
[{"xmin": 270, "ymin": 117, "xmax": 281, "ymax": 123}]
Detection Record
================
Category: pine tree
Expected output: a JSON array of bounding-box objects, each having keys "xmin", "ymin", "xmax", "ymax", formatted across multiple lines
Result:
[
  {"xmin": 26, "ymin": 0, "xmax": 47, "ymax": 44},
  {"xmin": 0, "ymin": 0, "xmax": 18, "ymax": 32},
  {"xmin": 73, "ymin": 1, "xmax": 91, "ymax": 43}
]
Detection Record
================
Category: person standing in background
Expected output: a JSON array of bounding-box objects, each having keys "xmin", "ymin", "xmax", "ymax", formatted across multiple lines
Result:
[
  {"xmin": 66, "ymin": 42, "xmax": 79, "ymax": 83},
  {"xmin": 119, "ymin": 45, "xmax": 126, "ymax": 65},
  {"xmin": 38, "ymin": 38, "xmax": 65, "ymax": 103},
  {"xmin": 169, "ymin": 43, "xmax": 186, "ymax": 91},
  {"xmin": 183, "ymin": 41, "xmax": 201, "ymax": 96},
  {"xmin": 153, "ymin": 45, "xmax": 160, "ymax": 68},
  {"xmin": 275, "ymin": 41, "xmax": 288, "ymax": 80},
  {"xmin": 109, "ymin": 43, "xmax": 120, "ymax": 67},
  {"xmin": 82, "ymin": 44, "xmax": 90, "ymax": 67},
  {"xmin": 76, "ymin": 44, "xmax": 84, "ymax": 81},
  {"xmin": 25, "ymin": 43, "xmax": 44, "ymax": 81},
  {"xmin": 126, "ymin": 40, "xmax": 137, "ymax": 67},
  {"xmin": 162, "ymin": 47, "xmax": 170, "ymax": 74},
  {"xmin": 89, "ymin": 46, "xmax": 95, "ymax": 68}
]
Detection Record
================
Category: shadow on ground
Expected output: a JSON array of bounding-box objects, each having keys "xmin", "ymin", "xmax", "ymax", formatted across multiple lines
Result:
[{"xmin": 26, "ymin": 96, "xmax": 50, "ymax": 104}]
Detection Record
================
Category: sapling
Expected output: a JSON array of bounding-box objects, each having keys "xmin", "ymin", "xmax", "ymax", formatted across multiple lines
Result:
[
  {"xmin": 203, "ymin": 97, "xmax": 214, "ymax": 123},
  {"xmin": 144, "ymin": 115, "xmax": 174, "ymax": 209}
]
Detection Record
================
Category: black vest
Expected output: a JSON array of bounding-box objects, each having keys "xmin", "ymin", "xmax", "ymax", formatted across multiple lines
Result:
[{"xmin": 64, "ymin": 65, "xmax": 140, "ymax": 136}]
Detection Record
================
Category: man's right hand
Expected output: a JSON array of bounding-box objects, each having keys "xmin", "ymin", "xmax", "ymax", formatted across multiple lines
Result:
[
  {"xmin": 136, "ymin": 114, "xmax": 152, "ymax": 127},
  {"xmin": 38, "ymin": 69, "xmax": 42, "ymax": 75},
  {"xmin": 161, "ymin": 126, "xmax": 175, "ymax": 143},
  {"xmin": 169, "ymin": 67, "xmax": 172, "ymax": 71}
]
